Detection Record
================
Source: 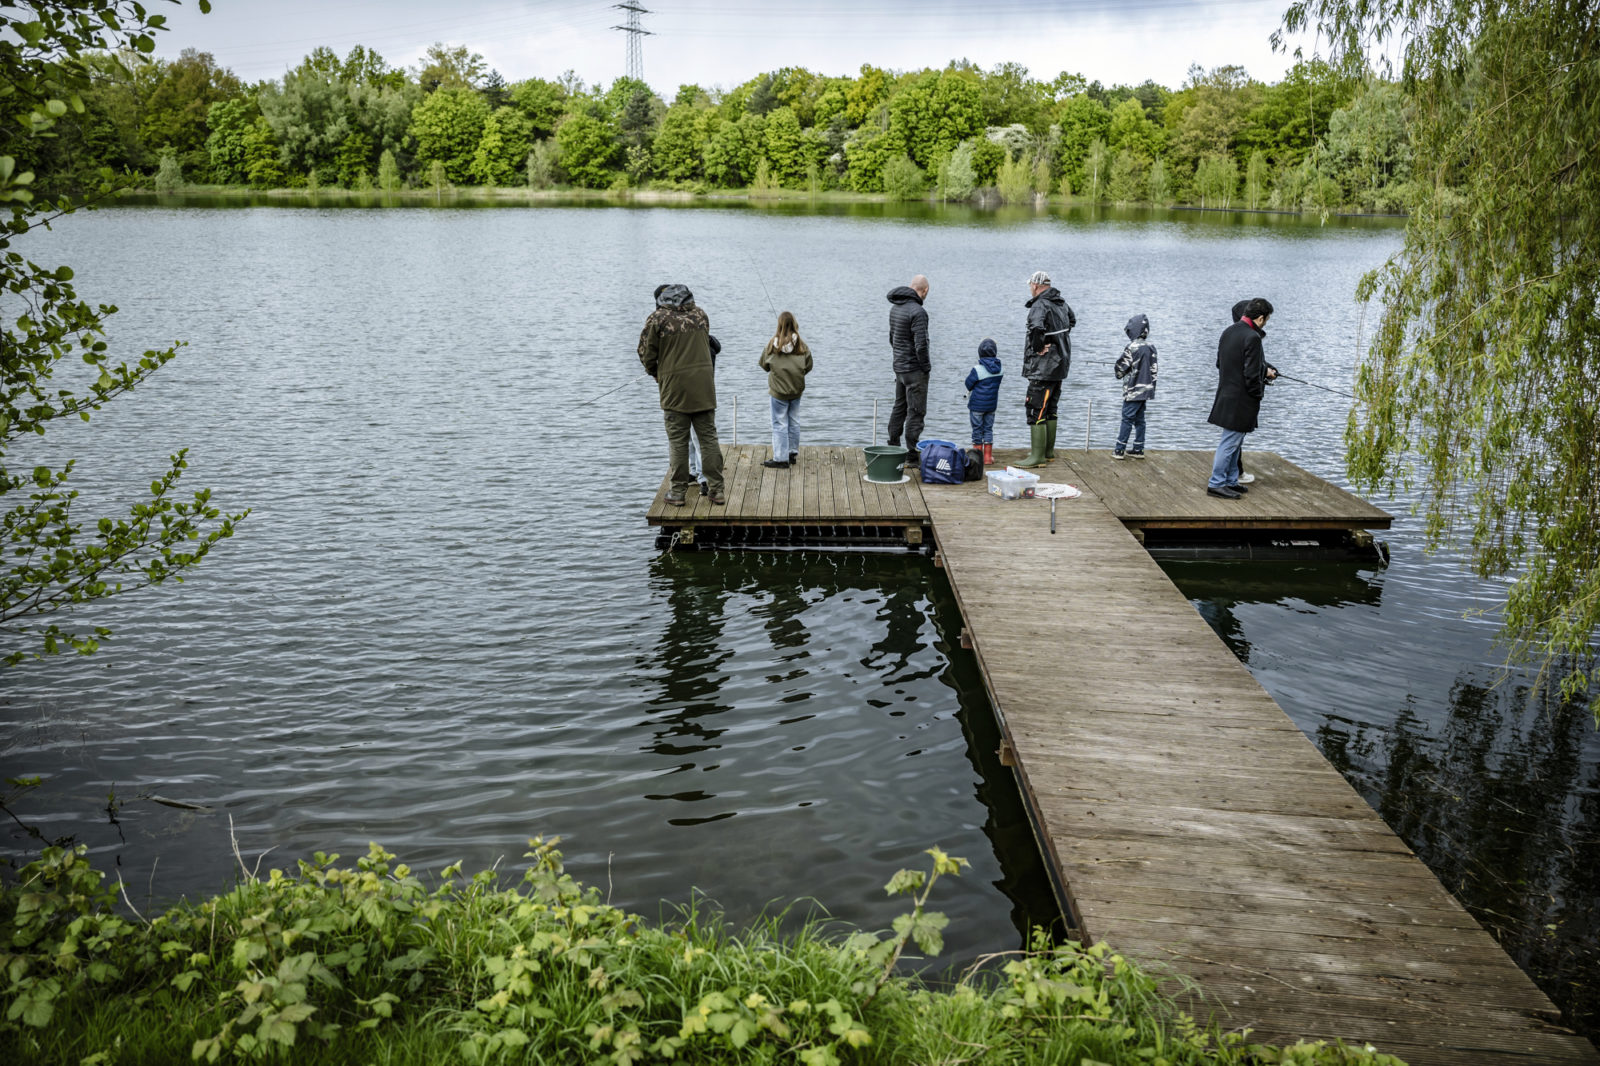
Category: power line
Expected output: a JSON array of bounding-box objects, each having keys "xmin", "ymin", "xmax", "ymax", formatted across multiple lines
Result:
[{"xmin": 612, "ymin": 3, "xmax": 653, "ymax": 84}]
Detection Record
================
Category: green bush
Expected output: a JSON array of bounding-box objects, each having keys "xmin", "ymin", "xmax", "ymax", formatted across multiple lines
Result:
[
  {"xmin": 153, "ymin": 150, "xmax": 184, "ymax": 192},
  {"xmin": 0, "ymin": 842, "xmax": 1408, "ymax": 1065},
  {"xmin": 882, "ymin": 155, "xmax": 925, "ymax": 201},
  {"xmin": 995, "ymin": 154, "xmax": 1033, "ymax": 204}
]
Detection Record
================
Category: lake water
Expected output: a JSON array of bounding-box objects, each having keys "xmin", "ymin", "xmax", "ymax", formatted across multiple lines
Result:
[{"xmin": 2, "ymin": 199, "xmax": 1595, "ymax": 1042}]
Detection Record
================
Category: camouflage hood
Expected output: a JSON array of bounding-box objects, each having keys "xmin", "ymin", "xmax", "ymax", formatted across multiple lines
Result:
[{"xmin": 656, "ymin": 284, "xmax": 696, "ymax": 310}]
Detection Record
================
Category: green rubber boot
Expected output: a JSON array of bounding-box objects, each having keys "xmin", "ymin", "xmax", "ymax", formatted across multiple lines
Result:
[
  {"xmin": 1044, "ymin": 419, "xmax": 1058, "ymax": 459},
  {"xmin": 1017, "ymin": 422, "xmax": 1049, "ymax": 468}
]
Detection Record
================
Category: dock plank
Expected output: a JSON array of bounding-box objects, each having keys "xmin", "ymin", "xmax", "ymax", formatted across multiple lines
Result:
[{"xmin": 786, "ymin": 443, "xmax": 806, "ymax": 519}]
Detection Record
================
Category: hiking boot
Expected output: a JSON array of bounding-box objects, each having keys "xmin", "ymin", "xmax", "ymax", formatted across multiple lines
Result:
[
  {"xmin": 1112, "ymin": 447, "xmax": 1126, "ymax": 461},
  {"xmin": 1129, "ymin": 448, "xmax": 1145, "ymax": 459},
  {"xmin": 665, "ymin": 491, "xmax": 687, "ymax": 506},
  {"xmin": 1206, "ymin": 485, "xmax": 1242, "ymax": 500},
  {"xmin": 709, "ymin": 489, "xmax": 727, "ymax": 505}
]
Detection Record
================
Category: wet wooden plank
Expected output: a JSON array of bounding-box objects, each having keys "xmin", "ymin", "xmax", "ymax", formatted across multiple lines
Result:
[
  {"xmin": 843, "ymin": 446, "xmax": 870, "ymax": 521},
  {"xmin": 785, "ymin": 443, "xmax": 806, "ymax": 519},
  {"xmin": 802, "ymin": 445, "xmax": 824, "ymax": 521},
  {"xmin": 734, "ymin": 443, "xmax": 763, "ymax": 517}
]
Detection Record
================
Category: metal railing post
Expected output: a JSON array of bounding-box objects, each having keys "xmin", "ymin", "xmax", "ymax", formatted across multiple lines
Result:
[
  {"xmin": 1084, "ymin": 399, "xmax": 1093, "ymax": 450},
  {"xmin": 732, "ymin": 394, "xmax": 737, "ymax": 446},
  {"xmin": 872, "ymin": 398, "xmax": 878, "ymax": 446}
]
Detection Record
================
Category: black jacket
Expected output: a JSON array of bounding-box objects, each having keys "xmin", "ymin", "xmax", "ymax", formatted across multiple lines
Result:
[
  {"xmin": 1207, "ymin": 319, "xmax": 1268, "ymax": 433},
  {"xmin": 887, "ymin": 287, "xmax": 930, "ymax": 375},
  {"xmin": 1023, "ymin": 288, "xmax": 1075, "ymax": 381}
]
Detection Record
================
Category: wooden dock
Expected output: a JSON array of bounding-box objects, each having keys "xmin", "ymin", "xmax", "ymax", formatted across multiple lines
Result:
[{"xmin": 646, "ymin": 445, "xmax": 1598, "ymax": 1064}]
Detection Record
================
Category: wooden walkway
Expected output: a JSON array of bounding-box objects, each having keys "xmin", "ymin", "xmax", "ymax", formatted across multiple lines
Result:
[{"xmin": 645, "ymin": 446, "xmax": 1597, "ymax": 1064}]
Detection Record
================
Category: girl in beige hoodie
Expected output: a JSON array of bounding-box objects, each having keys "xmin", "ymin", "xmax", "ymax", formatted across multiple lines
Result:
[{"xmin": 759, "ymin": 311, "xmax": 813, "ymax": 469}]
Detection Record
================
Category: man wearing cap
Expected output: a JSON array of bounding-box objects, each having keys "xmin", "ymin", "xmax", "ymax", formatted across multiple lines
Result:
[
  {"xmin": 886, "ymin": 274, "xmax": 932, "ymax": 456},
  {"xmin": 639, "ymin": 283, "xmax": 725, "ymax": 506},
  {"xmin": 1016, "ymin": 270, "xmax": 1075, "ymax": 468}
]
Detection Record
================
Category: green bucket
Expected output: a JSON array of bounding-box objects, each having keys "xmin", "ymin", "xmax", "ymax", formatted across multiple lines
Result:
[{"xmin": 863, "ymin": 444, "xmax": 909, "ymax": 483}]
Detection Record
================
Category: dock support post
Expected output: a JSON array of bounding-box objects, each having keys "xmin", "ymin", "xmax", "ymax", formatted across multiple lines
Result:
[
  {"xmin": 1085, "ymin": 398, "xmax": 1093, "ymax": 450},
  {"xmin": 959, "ymin": 628, "xmax": 972, "ymax": 649}
]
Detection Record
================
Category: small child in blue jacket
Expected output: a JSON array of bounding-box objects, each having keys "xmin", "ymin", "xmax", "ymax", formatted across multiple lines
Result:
[
  {"xmin": 964, "ymin": 338, "xmax": 1002, "ymax": 464},
  {"xmin": 1113, "ymin": 313, "xmax": 1157, "ymax": 459}
]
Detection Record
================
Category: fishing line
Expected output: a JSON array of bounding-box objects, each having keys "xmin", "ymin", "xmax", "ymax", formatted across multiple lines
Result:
[
  {"xmin": 1272, "ymin": 372, "xmax": 1356, "ymax": 399},
  {"xmin": 746, "ymin": 250, "xmax": 779, "ymax": 317},
  {"xmin": 577, "ymin": 372, "xmax": 649, "ymax": 407}
]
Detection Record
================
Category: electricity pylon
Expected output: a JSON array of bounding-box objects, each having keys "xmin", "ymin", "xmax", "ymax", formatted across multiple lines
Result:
[{"xmin": 612, "ymin": 3, "xmax": 652, "ymax": 84}]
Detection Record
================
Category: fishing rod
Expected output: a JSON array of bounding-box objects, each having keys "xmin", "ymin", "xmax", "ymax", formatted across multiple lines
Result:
[
  {"xmin": 1271, "ymin": 372, "xmax": 1356, "ymax": 399},
  {"xmin": 1085, "ymin": 358, "xmax": 1355, "ymax": 398},
  {"xmin": 587, "ymin": 262, "xmax": 774, "ymax": 411},
  {"xmin": 577, "ymin": 372, "xmax": 650, "ymax": 407}
]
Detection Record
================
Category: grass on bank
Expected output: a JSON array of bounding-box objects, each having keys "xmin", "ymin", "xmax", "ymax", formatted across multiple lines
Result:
[
  {"xmin": 1, "ymin": 839, "xmax": 1405, "ymax": 1065},
  {"xmin": 134, "ymin": 180, "xmax": 1378, "ymax": 214}
]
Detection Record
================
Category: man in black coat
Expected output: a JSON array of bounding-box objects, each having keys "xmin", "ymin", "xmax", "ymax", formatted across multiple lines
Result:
[
  {"xmin": 1206, "ymin": 297, "xmax": 1277, "ymax": 499},
  {"xmin": 886, "ymin": 274, "xmax": 931, "ymax": 455},
  {"xmin": 1016, "ymin": 270, "xmax": 1075, "ymax": 468}
]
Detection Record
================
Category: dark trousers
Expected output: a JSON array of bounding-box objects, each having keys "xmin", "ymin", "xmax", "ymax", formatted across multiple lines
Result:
[
  {"xmin": 887, "ymin": 370, "xmax": 928, "ymax": 450},
  {"xmin": 664, "ymin": 409, "xmax": 723, "ymax": 494},
  {"xmin": 1025, "ymin": 379, "xmax": 1061, "ymax": 425},
  {"xmin": 1116, "ymin": 399, "xmax": 1147, "ymax": 450}
]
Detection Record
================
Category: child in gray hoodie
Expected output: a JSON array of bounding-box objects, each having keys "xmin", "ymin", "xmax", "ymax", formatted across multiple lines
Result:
[{"xmin": 1113, "ymin": 313, "xmax": 1157, "ymax": 459}]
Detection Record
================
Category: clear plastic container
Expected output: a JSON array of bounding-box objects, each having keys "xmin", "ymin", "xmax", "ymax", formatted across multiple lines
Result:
[
  {"xmin": 985, "ymin": 470, "xmax": 1035, "ymax": 500},
  {"xmin": 1002, "ymin": 468, "xmax": 1040, "ymax": 498}
]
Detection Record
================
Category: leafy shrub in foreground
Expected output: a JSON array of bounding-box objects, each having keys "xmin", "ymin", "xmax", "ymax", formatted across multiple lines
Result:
[{"xmin": 0, "ymin": 839, "xmax": 1405, "ymax": 1065}]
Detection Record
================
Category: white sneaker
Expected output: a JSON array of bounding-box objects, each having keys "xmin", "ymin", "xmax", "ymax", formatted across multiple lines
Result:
[{"xmin": 1238, "ymin": 473, "xmax": 1256, "ymax": 484}]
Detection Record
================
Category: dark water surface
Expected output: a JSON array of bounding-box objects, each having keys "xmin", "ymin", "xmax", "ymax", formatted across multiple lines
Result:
[{"xmin": 2, "ymin": 203, "xmax": 1595, "ymax": 1040}]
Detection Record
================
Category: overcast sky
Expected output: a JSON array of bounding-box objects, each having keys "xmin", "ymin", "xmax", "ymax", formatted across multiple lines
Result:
[{"xmin": 151, "ymin": 0, "xmax": 1322, "ymax": 95}]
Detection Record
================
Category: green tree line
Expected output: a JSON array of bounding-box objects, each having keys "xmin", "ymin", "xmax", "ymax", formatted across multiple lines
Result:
[{"xmin": 27, "ymin": 42, "xmax": 1414, "ymax": 211}]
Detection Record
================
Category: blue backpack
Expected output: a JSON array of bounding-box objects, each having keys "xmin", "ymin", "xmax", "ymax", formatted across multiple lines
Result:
[{"xmin": 918, "ymin": 440, "xmax": 965, "ymax": 485}]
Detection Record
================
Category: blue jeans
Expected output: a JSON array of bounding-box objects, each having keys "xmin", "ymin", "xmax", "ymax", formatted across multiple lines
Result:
[
  {"xmin": 770, "ymin": 396, "xmax": 801, "ymax": 458},
  {"xmin": 1116, "ymin": 400, "xmax": 1146, "ymax": 451},
  {"xmin": 1209, "ymin": 428, "xmax": 1247, "ymax": 488},
  {"xmin": 968, "ymin": 409, "xmax": 995, "ymax": 445}
]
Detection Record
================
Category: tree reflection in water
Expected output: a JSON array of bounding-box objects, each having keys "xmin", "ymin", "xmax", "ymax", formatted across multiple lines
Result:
[
  {"xmin": 635, "ymin": 551, "xmax": 1058, "ymax": 963},
  {"xmin": 1338, "ymin": 677, "xmax": 1600, "ymax": 1040},
  {"xmin": 1167, "ymin": 559, "xmax": 1599, "ymax": 1042}
]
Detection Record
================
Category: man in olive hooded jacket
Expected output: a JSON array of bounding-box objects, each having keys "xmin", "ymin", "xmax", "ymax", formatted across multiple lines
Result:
[{"xmin": 638, "ymin": 283, "xmax": 724, "ymax": 505}]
